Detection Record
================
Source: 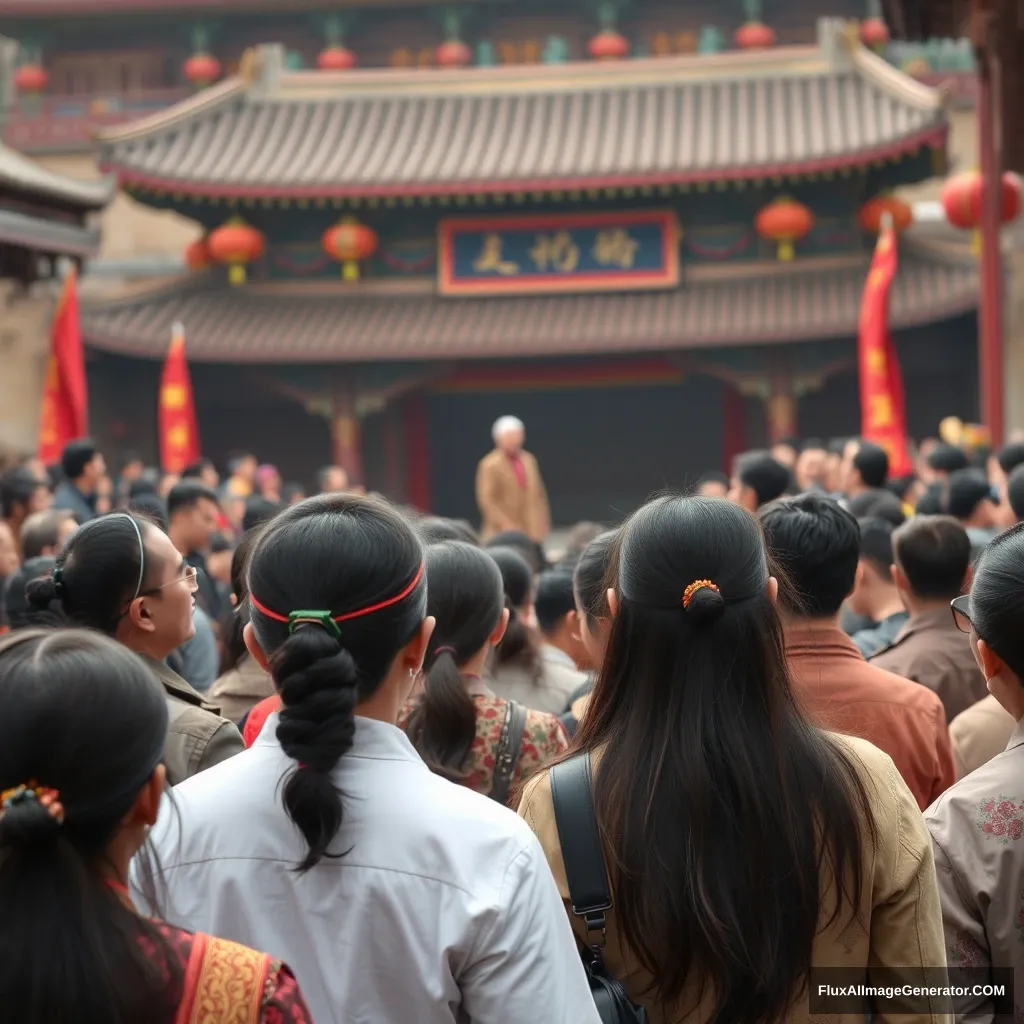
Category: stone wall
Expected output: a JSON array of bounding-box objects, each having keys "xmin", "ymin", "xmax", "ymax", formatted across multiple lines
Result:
[{"xmin": 0, "ymin": 281, "xmax": 53, "ymax": 457}]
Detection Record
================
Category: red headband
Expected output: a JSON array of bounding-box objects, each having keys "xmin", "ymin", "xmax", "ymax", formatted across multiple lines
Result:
[{"xmin": 249, "ymin": 562, "xmax": 425, "ymax": 627}]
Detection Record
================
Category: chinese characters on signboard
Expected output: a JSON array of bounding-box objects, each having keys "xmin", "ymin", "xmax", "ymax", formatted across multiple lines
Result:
[{"xmin": 438, "ymin": 211, "xmax": 679, "ymax": 296}]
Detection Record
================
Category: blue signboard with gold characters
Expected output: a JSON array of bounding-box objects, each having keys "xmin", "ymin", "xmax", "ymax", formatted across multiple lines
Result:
[{"xmin": 438, "ymin": 210, "xmax": 680, "ymax": 297}]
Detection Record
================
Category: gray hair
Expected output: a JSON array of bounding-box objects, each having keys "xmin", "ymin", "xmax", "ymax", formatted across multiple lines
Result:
[{"xmin": 492, "ymin": 416, "xmax": 525, "ymax": 442}]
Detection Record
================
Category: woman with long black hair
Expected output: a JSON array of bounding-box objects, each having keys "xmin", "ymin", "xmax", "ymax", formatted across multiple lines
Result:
[
  {"xmin": 0, "ymin": 628, "xmax": 310, "ymax": 1023},
  {"xmin": 400, "ymin": 541, "xmax": 567, "ymax": 799},
  {"xmin": 519, "ymin": 495, "xmax": 946, "ymax": 1024},
  {"xmin": 143, "ymin": 494, "xmax": 597, "ymax": 1024}
]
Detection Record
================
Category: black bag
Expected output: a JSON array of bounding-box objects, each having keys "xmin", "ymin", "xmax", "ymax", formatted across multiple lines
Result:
[
  {"xmin": 550, "ymin": 753, "xmax": 649, "ymax": 1024},
  {"xmin": 488, "ymin": 700, "xmax": 527, "ymax": 806}
]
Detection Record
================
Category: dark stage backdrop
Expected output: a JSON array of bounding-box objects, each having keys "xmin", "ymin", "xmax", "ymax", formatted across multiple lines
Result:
[{"xmin": 426, "ymin": 375, "xmax": 727, "ymax": 527}]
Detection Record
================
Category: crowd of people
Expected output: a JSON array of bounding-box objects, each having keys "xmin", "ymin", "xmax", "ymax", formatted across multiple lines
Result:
[{"xmin": 2, "ymin": 420, "xmax": 1024, "ymax": 1022}]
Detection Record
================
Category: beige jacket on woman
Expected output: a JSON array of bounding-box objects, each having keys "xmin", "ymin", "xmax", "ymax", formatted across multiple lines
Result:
[{"xmin": 519, "ymin": 733, "xmax": 950, "ymax": 1024}]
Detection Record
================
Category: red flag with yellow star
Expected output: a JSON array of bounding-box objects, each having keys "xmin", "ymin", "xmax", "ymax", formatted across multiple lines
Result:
[
  {"xmin": 858, "ymin": 223, "xmax": 912, "ymax": 476},
  {"xmin": 38, "ymin": 267, "xmax": 88, "ymax": 465},
  {"xmin": 158, "ymin": 323, "xmax": 200, "ymax": 473}
]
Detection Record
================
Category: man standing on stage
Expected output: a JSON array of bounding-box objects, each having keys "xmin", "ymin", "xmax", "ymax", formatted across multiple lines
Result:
[{"xmin": 476, "ymin": 415, "xmax": 550, "ymax": 543}]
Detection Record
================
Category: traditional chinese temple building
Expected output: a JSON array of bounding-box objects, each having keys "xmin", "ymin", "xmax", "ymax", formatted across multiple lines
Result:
[{"xmin": 68, "ymin": 19, "xmax": 980, "ymax": 523}]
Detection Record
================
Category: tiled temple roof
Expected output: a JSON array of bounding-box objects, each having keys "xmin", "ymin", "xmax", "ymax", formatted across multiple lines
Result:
[{"xmin": 97, "ymin": 24, "xmax": 947, "ymax": 199}]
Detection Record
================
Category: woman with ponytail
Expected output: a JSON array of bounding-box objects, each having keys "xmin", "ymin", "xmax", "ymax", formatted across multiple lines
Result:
[
  {"xmin": 400, "ymin": 541, "xmax": 567, "ymax": 799},
  {"xmin": 144, "ymin": 494, "xmax": 598, "ymax": 1024},
  {"xmin": 0, "ymin": 628, "xmax": 310, "ymax": 1024},
  {"xmin": 519, "ymin": 495, "xmax": 947, "ymax": 1024}
]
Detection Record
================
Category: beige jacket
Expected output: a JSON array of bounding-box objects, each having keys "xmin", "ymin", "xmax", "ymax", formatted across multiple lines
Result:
[
  {"xmin": 475, "ymin": 448, "xmax": 550, "ymax": 542},
  {"xmin": 139, "ymin": 653, "xmax": 244, "ymax": 787},
  {"xmin": 519, "ymin": 733, "xmax": 949, "ymax": 1024},
  {"xmin": 949, "ymin": 693, "xmax": 1015, "ymax": 779},
  {"xmin": 208, "ymin": 654, "xmax": 276, "ymax": 724},
  {"xmin": 926, "ymin": 716, "xmax": 1024, "ymax": 1019},
  {"xmin": 487, "ymin": 645, "xmax": 587, "ymax": 715}
]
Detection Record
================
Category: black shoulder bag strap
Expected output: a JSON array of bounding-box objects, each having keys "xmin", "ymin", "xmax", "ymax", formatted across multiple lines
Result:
[
  {"xmin": 489, "ymin": 700, "xmax": 527, "ymax": 806},
  {"xmin": 550, "ymin": 753, "xmax": 648, "ymax": 1024}
]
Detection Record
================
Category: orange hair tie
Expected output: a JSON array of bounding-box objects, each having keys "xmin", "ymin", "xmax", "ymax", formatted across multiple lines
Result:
[{"xmin": 682, "ymin": 579, "xmax": 719, "ymax": 609}]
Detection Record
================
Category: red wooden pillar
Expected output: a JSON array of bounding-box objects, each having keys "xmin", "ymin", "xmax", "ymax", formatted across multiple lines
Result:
[
  {"xmin": 767, "ymin": 350, "xmax": 797, "ymax": 444},
  {"xmin": 403, "ymin": 392, "xmax": 432, "ymax": 513},
  {"xmin": 331, "ymin": 372, "xmax": 363, "ymax": 486},
  {"xmin": 721, "ymin": 382, "xmax": 747, "ymax": 473}
]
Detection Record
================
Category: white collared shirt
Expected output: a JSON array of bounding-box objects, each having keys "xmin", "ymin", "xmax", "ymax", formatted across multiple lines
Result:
[{"xmin": 138, "ymin": 714, "xmax": 599, "ymax": 1024}]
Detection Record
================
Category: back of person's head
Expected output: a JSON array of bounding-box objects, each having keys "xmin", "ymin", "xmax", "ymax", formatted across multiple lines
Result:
[
  {"xmin": 24, "ymin": 513, "xmax": 159, "ymax": 636},
  {"xmin": 759, "ymin": 493, "xmax": 859, "ymax": 617},
  {"xmin": 734, "ymin": 451, "xmax": 791, "ymax": 508},
  {"xmin": 997, "ymin": 442, "xmax": 1024, "ymax": 477},
  {"xmin": 60, "ymin": 438, "xmax": 98, "ymax": 481},
  {"xmin": 927, "ymin": 443, "xmax": 969, "ymax": 476},
  {"xmin": 851, "ymin": 442, "xmax": 889, "ymax": 489},
  {"xmin": 417, "ymin": 516, "xmax": 479, "ymax": 546},
  {"xmin": 485, "ymin": 529, "xmax": 547, "ymax": 573},
  {"xmin": 128, "ymin": 469, "xmax": 160, "ymax": 499},
  {"xmin": 1008, "ymin": 464, "xmax": 1024, "ymax": 522},
  {"xmin": 845, "ymin": 487, "xmax": 905, "ymax": 528},
  {"xmin": 126, "ymin": 493, "xmax": 168, "ymax": 533},
  {"xmin": 486, "ymin": 545, "xmax": 539, "ymax": 674},
  {"xmin": 403, "ymin": 542, "xmax": 505, "ymax": 782},
  {"xmin": 242, "ymin": 496, "xmax": 281, "ymax": 533},
  {"xmin": 561, "ymin": 521, "xmax": 606, "ymax": 565},
  {"xmin": 573, "ymin": 529, "xmax": 618, "ymax": 627},
  {"xmin": 0, "ymin": 628, "xmax": 178, "ymax": 1023},
  {"xmin": 219, "ymin": 528, "xmax": 261, "ymax": 675},
  {"xmin": 575, "ymin": 495, "xmax": 872, "ymax": 1019},
  {"xmin": 534, "ymin": 570, "xmax": 576, "ymax": 637},
  {"xmin": 19, "ymin": 509, "xmax": 74, "ymax": 560},
  {"xmin": 0, "ymin": 466, "xmax": 48, "ymax": 519},
  {"xmin": 856, "ymin": 517, "xmax": 895, "ymax": 581},
  {"xmin": 916, "ymin": 480, "xmax": 945, "ymax": 515},
  {"xmin": 892, "ymin": 515, "xmax": 971, "ymax": 600},
  {"xmin": 245, "ymin": 494, "xmax": 427, "ymax": 872},
  {"xmin": 694, "ymin": 471, "xmax": 730, "ymax": 498},
  {"xmin": 970, "ymin": 523, "xmax": 1024, "ymax": 681},
  {"xmin": 3, "ymin": 556, "xmax": 56, "ymax": 629},
  {"xmin": 946, "ymin": 468, "xmax": 995, "ymax": 522}
]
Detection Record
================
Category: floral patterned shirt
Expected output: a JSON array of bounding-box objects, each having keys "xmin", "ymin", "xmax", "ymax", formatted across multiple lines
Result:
[
  {"xmin": 925, "ymin": 715, "xmax": 1024, "ymax": 1020},
  {"xmin": 399, "ymin": 691, "xmax": 568, "ymax": 802}
]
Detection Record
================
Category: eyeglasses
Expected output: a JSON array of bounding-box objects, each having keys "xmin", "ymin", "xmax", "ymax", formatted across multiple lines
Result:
[
  {"xmin": 951, "ymin": 594, "xmax": 973, "ymax": 635},
  {"xmin": 141, "ymin": 564, "xmax": 199, "ymax": 597}
]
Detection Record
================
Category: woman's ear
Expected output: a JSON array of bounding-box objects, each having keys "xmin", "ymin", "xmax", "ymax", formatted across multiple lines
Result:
[
  {"xmin": 401, "ymin": 616, "xmax": 435, "ymax": 676},
  {"xmin": 490, "ymin": 606, "xmax": 511, "ymax": 646},
  {"xmin": 123, "ymin": 763, "xmax": 166, "ymax": 830},
  {"xmin": 243, "ymin": 621, "xmax": 270, "ymax": 670},
  {"xmin": 606, "ymin": 588, "xmax": 619, "ymax": 618},
  {"xmin": 766, "ymin": 576, "xmax": 779, "ymax": 605},
  {"xmin": 975, "ymin": 637, "xmax": 1005, "ymax": 681},
  {"xmin": 127, "ymin": 597, "xmax": 157, "ymax": 634}
]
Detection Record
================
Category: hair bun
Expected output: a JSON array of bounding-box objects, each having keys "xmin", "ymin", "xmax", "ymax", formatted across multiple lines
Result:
[
  {"xmin": 684, "ymin": 585, "xmax": 726, "ymax": 625},
  {"xmin": 0, "ymin": 797, "xmax": 62, "ymax": 849},
  {"xmin": 24, "ymin": 575, "xmax": 60, "ymax": 611}
]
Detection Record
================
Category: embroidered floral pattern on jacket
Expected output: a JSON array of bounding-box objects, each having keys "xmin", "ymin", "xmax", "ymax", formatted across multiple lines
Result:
[
  {"xmin": 399, "ymin": 694, "xmax": 567, "ymax": 801},
  {"xmin": 976, "ymin": 797, "xmax": 1024, "ymax": 844}
]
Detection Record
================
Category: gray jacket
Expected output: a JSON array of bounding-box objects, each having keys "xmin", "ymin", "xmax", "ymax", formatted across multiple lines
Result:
[{"xmin": 138, "ymin": 653, "xmax": 244, "ymax": 786}]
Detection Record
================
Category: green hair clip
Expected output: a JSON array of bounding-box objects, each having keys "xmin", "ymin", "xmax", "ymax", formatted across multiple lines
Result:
[{"xmin": 287, "ymin": 610, "xmax": 342, "ymax": 640}]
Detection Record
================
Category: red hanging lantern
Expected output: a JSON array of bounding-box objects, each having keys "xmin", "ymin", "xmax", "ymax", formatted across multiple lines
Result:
[
  {"xmin": 318, "ymin": 45, "xmax": 356, "ymax": 71},
  {"xmin": 14, "ymin": 64, "xmax": 48, "ymax": 95},
  {"xmin": 735, "ymin": 22, "xmax": 776, "ymax": 49},
  {"xmin": 435, "ymin": 39, "xmax": 472, "ymax": 67},
  {"xmin": 755, "ymin": 197, "xmax": 815, "ymax": 261},
  {"xmin": 207, "ymin": 218, "xmax": 264, "ymax": 285},
  {"xmin": 859, "ymin": 195, "xmax": 913, "ymax": 234},
  {"xmin": 322, "ymin": 217, "xmax": 379, "ymax": 281},
  {"xmin": 859, "ymin": 17, "xmax": 890, "ymax": 49},
  {"xmin": 185, "ymin": 237, "xmax": 210, "ymax": 271},
  {"xmin": 587, "ymin": 29, "xmax": 630, "ymax": 60},
  {"xmin": 940, "ymin": 170, "xmax": 1022, "ymax": 230},
  {"xmin": 183, "ymin": 53, "xmax": 221, "ymax": 88}
]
